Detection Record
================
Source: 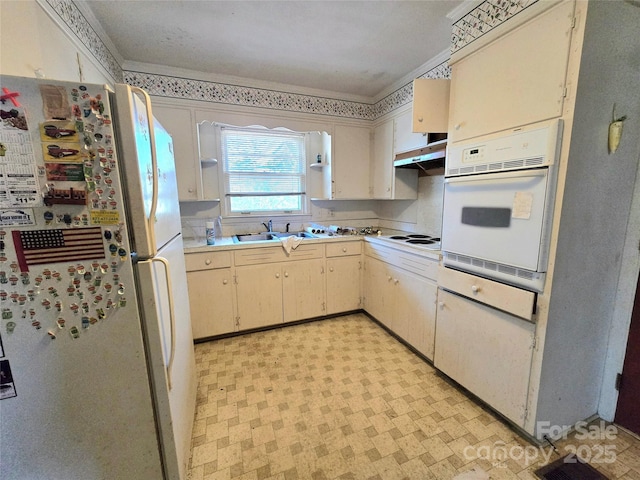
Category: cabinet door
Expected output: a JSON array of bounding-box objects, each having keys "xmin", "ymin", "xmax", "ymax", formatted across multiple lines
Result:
[
  {"xmin": 332, "ymin": 125, "xmax": 371, "ymax": 198},
  {"xmin": 434, "ymin": 289, "xmax": 535, "ymax": 427},
  {"xmin": 391, "ymin": 268, "xmax": 437, "ymax": 360},
  {"xmin": 393, "ymin": 109, "xmax": 428, "ymax": 155},
  {"xmin": 152, "ymin": 105, "xmax": 200, "ymax": 201},
  {"xmin": 363, "ymin": 257, "xmax": 393, "ymax": 328},
  {"xmin": 326, "ymin": 256, "xmax": 361, "ymax": 314},
  {"xmin": 187, "ymin": 268, "xmax": 235, "ymax": 338},
  {"xmin": 371, "ymin": 120, "xmax": 393, "ymax": 199},
  {"xmin": 283, "ymin": 259, "xmax": 325, "ymax": 322},
  {"xmin": 235, "ymin": 264, "xmax": 283, "ymax": 330},
  {"xmin": 412, "ymin": 79, "xmax": 450, "ymax": 133},
  {"xmin": 447, "ymin": 1, "xmax": 574, "ymax": 142}
]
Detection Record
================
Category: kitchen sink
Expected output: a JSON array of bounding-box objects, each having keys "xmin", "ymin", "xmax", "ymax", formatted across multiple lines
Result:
[{"xmin": 233, "ymin": 231, "xmax": 316, "ymax": 243}]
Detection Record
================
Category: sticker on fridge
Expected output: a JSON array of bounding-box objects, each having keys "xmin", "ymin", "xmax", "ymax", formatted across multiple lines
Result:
[
  {"xmin": 0, "ymin": 208, "xmax": 35, "ymax": 226},
  {"xmin": 0, "ymin": 359, "xmax": 17, "ymax": 400},
  {"xmin": 45, "ymin": 163, "xmax": 85, "ymax": 182}
]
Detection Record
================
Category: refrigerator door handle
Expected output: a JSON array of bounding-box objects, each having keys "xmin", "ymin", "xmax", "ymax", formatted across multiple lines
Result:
[
  {"xmin": 151, "ymin": 256, "xmax": 176, "ymax": 390},
  {"xmin": 130, "ymin": 86, "xmax": 159, "ymax": 251}
]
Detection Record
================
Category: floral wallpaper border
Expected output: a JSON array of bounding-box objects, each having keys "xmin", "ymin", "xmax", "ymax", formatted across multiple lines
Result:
[
  {"xmin": 46, "ymin": 0, "xmax": 530, "ymax": 119},
  {"xmin": 451, "ymin": 0, "xmax": 540, "ymax": 53},
  {"xmin": 123, "ymin": 61, "xmax": 449, "ymax": 121},
  {"xmin": 44, "ymin": 0, "xmax": 123, "ymax": 82}
]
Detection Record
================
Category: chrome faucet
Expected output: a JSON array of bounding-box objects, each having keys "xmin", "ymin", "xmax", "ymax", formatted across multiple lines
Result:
[{"xmin": 262, "ymin": 220, "xmax": 273, "ymax": 232}]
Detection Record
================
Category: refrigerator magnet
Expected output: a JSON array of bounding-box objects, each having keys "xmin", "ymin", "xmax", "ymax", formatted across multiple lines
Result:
[{"xmin": 0, "ymin": 359, "xmax": 18, "ymax": 399}]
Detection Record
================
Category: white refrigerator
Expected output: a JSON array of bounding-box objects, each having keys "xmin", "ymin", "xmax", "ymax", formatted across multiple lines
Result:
[{"xmin": 0, "ymin": 76, "xmax": 196, "ymax": 479}]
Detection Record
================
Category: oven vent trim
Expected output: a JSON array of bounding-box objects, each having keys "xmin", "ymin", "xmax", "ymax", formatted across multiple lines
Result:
[
  {"xmin": 446, "ymin": 155, "xmax": 545, "ymax": 177},
  {"xmin": 444, "ymin": 252, "xmax": 545, "ymax": 292}
]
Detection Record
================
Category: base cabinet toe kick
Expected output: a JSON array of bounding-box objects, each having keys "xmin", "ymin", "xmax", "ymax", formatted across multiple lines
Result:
[{"xmin": 434, "ymin": 267, "xmax": 537, "ymax": 429}]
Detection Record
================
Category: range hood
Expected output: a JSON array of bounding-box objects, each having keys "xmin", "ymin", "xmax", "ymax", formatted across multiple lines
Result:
[{"xmin": 394, "ymin": 136, "xmax": 447, "ymax": 170}]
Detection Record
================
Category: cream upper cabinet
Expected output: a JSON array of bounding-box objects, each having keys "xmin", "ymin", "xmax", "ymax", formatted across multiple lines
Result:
[
  {"xmin": 412, "ymin": 79, "xmax": 450, "ymax": 134},
  {"xmin": 393, "ymin": 109, "xmax": 428, "ymax": 155},
  {"xmin": 371, "ymin": 120, "xmax": 394, "ymax": 199},
  {"xmin": 152, "ymin": 104, "xmax": 200, "ymax": 201},
  {"xmin": 447, "ymin": 1, "xmax": 574, "ymax": 142},
  {"xmin": 371, "ymin": 117, "xmax": 418, "ymax": 200},
  {"xmin": 332, "ymin": 125, "xmax": 371, "ymax": 199}
]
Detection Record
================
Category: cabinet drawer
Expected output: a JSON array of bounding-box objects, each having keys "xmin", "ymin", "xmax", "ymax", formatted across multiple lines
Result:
[
  {"xmin": 185, "ymin": 251, "xmax": 231, "ymax": 272},
  {"xmin": 364, "ymin": 243, "xmax": 438, "ymax": 281},
  {"xmin": 234, "ymin": 244, "xmax": 323, "ymax": 266},
  {"xmin": 438, "ymin": 266, "xmax": 535, "ymax": 321},
  {"xmin": 326, "ymin": 241, "xmax": 362, "ymax": 257}
]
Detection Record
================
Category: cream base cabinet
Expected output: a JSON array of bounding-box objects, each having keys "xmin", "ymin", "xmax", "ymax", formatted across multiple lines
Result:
[
  {"xmin": 434, "ymin": 289, "xmax": 535, "ymax": 427},
  {"xmin": 364, "ymin": 243, "xmax": 438, "ymax": 361},
  {"xmin": 326, "ymin": 242, "xmax": 362, "ymax": 314},
  {"xmin": 234, "ymin": 245, "xmax": 325, "ymax": 330},
  {"xmin": 393, "ymin": 267, "xmax": 437, "ymax": 360},
  {"xmin": 185, "ymin": 252, "xmax": 235, "ymax": 339},
  {"xmin": 363, "ymin": 257, "xmax": 393, "ymax": 326},
  {"xmin": 235, "ymin": 263, "xmax": 284, "ymax": 330},
  {"xmin": 283, "ymin": 258, "xmax": 326, "ymax": 322}
]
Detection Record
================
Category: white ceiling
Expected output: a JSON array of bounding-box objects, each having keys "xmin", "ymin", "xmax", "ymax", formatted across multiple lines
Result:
[{"xmin": 82, "ymin": 0, "xmax": 464, "ymax": 99}]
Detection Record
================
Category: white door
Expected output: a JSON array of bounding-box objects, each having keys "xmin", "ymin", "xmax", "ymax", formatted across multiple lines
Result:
[
  {"xmin": 434, "ymin": 289, "xmax": 535, "ymax": 427},
  {"xmin": 442, "ymin": 168, "xmax": 553, "ymax": 271},
  {"xmin": 114, "ymin": 85, "xmax": 182, "ymax": 256},
  {"xmin": 135, "ymin": 234, "xmax": 197, "ymax": 480}
]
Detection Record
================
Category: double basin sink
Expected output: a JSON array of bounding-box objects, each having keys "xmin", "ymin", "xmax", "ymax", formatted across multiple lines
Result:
[{"xmin": 233, "ymin": 231, "xmax": 317, "ymax": 243}]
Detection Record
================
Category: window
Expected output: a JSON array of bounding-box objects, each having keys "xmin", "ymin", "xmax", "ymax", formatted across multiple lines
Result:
[{"xmin": 221, "ymin": 126, "xmax": 307, "ymax": 215}]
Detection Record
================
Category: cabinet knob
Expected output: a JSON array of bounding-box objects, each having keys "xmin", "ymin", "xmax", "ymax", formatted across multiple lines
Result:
[
  {"xmin": 284, "ymin": 272, "xmax": 289, "ymax": 278},
  {"xmin": 329, "ymin": 267, "xmax": 334, "ymax": 272},
  {"xmin": 417, "ymin": 116, "xmax": 423, "ymax": 123},
  {"xmin": 205, "ymin": 259, "xmax": 211, "ymax": 265},
  {"xmin": 439, "ymin": 302, "xmax": 445, "ymax": 310},
  {"xmin": 188, "ymin": 188, "xmax": 194, "ymax": 192},
  {"xmin": 387, "ymin": 276, "xmax": 393, "ymax": 282},
  {"xmin": 454, "ymin": 124, "xmax": 461, "ymax": 131},
  {"xmin": 471, "ymin": 285, "xmax": 480, "ymax": 293},
  {"xmin": 222, "ymin": 279, "xmax": 228, "ymax": 285},
  {"xmin": 394, "ymin": 279, "xmax": 399, "ymax": 285},
  {"xmin": 342, "ymin": 247, "xmax": 347, "ymax": 253},
  {"xmin": 275, "ymin": 273, "xmax": 280, "ymax": 279}
]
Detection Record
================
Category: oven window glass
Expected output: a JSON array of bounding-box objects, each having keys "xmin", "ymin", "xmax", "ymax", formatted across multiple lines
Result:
[{"xmin": 461, "ymin": 207, "xmax": 511, "ymax": 227}]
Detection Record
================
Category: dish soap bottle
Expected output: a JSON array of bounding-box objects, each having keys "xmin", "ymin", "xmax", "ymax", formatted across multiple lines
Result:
[{"xmin": 206, "ymin": 221, "xmax": 215, "ymax": 245}]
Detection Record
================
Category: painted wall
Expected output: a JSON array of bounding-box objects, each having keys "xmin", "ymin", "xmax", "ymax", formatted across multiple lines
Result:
[
  {"xmin": 535, "ymin": 0, "xmax": 640, "ymax": 425},
  {"xmin": 0, "ymin": 1, "xmax": 115, "ymax": 84}
]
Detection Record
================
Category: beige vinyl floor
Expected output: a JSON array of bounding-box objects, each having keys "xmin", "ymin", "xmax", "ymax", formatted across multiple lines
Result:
[{"xmin": 187, "ymin": 313, "xmax": 640, "ymax": 480}]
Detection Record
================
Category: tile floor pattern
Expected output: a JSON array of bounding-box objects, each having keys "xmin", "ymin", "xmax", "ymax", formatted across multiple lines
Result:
[{"xmin": 187, "ymin": 314, "xmax": 640, "ymax": 480}]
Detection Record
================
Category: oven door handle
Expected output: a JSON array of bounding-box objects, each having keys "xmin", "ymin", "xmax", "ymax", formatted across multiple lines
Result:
[{"xmin": 445, "ymin": 168, "xmax": 548, "ymax": 184}]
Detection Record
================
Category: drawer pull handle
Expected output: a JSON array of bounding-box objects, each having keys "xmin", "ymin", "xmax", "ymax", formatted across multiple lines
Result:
[
  {"xmin": 342, "ymin": 247, "xmax": 347, "ymax": 252},
  {"xmin": 205, "ymin": 259, "xmax": 212, "ymax": 265},
  {"xmin": 471, "ymin": 285, "xmax": 480, "ymax": 293}
]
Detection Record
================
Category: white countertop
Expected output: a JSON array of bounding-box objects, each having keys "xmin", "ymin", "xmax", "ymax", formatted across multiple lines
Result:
[{"xmin": 183, "ymin": 231, "xmax": 441, "ymax": 260}]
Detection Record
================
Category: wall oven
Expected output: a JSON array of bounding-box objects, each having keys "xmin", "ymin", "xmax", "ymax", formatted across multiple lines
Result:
[{"xmin": 441, "ymin": 119, "xmax": 563, "ymax": 292}]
